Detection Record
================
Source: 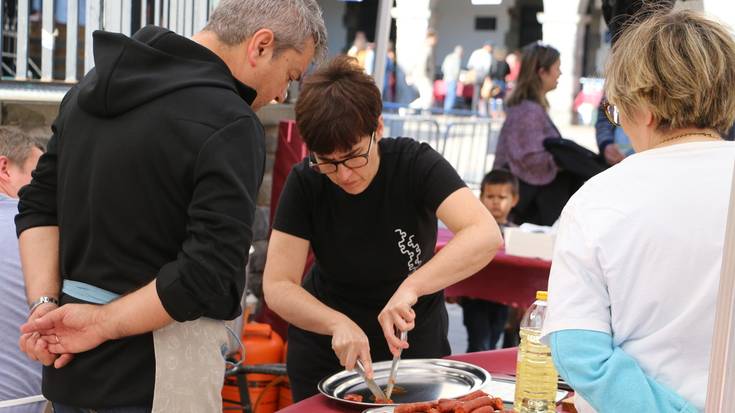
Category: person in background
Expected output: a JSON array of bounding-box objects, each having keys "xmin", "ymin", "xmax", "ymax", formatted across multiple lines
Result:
[
  {"xmin": 542, "ymin": 9, "xmax": 735, "ymax": 413},
  {"xmin": 0, "ymin": 127, "xmax": 45, "ymax": 413},
  {"xmin": 492, "ymin": 42, "xmax": 567, "ymax": 226},
  {"xmin": 408, "ymin": 29, "xmax": 438, "ymax": 110},
  {"xmin": 595, "ymin": 96, "xmax": 633, "ymax": 165},
  {"xmin": 487, "ymin": 49, "xmax": 511, "ymax": 118},
  {"xmin": 505, "ymin": 49, "xmax": 521, "ymax": 93},
  {"xmin": 460, "ymin": 169, "xmax": 519, "ymax": 352},
  {"xmin": 347, "ymin": 31, "xmax": 375, "ymax": 75},
  {"xmin": 17, "ymin": 1, "xmax": 326, "ymax": 411},
  {"xmin": 383, "ymin": 41, "xmax": 397, "ymax": 102},
  {"xmin": 441, "ymin": 45, "xmax": 463, "ymax": 113},
  {"xmin": 263, "ymin": 56, "xmax": 502, "ymax": 401},
  {"xmin": 467, "ymin": 42, "xmax": 493, "ymax": 116}
]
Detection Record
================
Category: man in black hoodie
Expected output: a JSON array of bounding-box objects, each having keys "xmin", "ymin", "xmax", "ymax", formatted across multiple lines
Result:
[{"xmin": 15, "ymin": 0, "xmax": 326, "ymax": 411}]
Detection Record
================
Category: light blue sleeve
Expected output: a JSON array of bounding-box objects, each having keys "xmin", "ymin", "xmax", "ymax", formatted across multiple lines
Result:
[{"xmin": 550, "ymin": 330, "xmax": 699, "ymax": 413}]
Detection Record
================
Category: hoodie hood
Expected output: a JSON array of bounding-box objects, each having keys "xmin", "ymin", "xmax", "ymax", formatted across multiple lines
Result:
[{"xmin": 78, "ymin": 26, "xmax": 256, "ymax": 117}]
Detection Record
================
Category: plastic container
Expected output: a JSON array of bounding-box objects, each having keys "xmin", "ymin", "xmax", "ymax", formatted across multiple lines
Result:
[
  {"xmin": 278, "ymin": 342, "xmax": 293, "ymax": 409},
  {"xmin": 222, "ymin": 322, "xmax": 284, "ymax": 413},
  {"xmin": 513, "ymin": 291, "xmax": 558, "ymax": 413}
]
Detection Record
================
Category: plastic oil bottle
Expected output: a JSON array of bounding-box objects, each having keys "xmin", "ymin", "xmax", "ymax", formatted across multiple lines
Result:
[{"xmin": 514, "ymin": 290, "xmax": 558, "ymax": 413}]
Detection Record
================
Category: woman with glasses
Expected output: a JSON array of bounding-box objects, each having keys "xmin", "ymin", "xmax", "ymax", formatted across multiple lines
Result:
[
  {"xmin": 541, "ymin": 9, "xmax": 735, "ymax": 413},
  {"xmin": 263, "ymin": 56, "xmax": 502, "ymax": 401},
  {"xmin": 492, "ymin": 41, "xmax": 567, "ymax": 226}
]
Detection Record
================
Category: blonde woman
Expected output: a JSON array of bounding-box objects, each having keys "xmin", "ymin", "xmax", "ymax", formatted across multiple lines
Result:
[{"xmin": 541, "ymin": 9, "xmax": 735, "ymax": 413}]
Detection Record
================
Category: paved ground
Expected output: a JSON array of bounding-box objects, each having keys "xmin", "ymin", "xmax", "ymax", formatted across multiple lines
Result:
[{"xmin": 446, "ymin": 302, "xmax": 468, "ymax": 355}]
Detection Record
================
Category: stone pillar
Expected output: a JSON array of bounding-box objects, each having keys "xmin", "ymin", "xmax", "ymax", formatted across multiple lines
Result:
[
  {"xmin": 702, "ymin": 0, "xmax": 735, "ymax": 29},
  {"xmin": 540, "ymin": 0, "xmax": 585, "ymax": 126},
  {"xmin": 393, "ymin": 0, "xmax": 432, "ymax": 104},
  {"xmin": 0, "ymin": 102, "xmax": 57, "ymax": 143}
]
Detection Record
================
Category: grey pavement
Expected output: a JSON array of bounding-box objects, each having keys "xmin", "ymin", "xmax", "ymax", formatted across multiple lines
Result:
[{"xmin": 446, "ymin": 302, "xmax": 468, "ymax": 355}]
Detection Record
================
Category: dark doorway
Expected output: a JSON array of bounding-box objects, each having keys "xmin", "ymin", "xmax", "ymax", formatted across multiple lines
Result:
[
  {"xmin": 519, "ymin": 5, "xmax": 543, "ymax": 48},
  {"xmin": 342, "ymin": 0, "xmax": 379, "ymax": 51},
  {"xmin": 341, "ymin": 0, "xmax": 397, "ymax": 53}
]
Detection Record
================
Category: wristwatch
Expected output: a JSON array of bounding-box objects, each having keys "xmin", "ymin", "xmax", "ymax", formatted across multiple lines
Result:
[{"xmin": 28, "ymin": 296, "xmax": 59, "ymax": 315}]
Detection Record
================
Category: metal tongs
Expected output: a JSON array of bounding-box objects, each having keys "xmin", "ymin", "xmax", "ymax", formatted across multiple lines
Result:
[
  {"xmin": 385, "ymin": 330, "xmax": 408, "ymax": 399},
  {"xmin": 355, "ymin": 359, "xmax": 389, "ymax": 402}
]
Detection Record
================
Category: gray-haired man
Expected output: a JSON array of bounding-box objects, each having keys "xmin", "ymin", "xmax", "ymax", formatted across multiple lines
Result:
[
  {"xmin": 17, "ymin": 1, "xmax": 326, "ymax": 411},
  {"xmin": 0, "ymin": 127, "xmax": 44, "ymax": 413}
]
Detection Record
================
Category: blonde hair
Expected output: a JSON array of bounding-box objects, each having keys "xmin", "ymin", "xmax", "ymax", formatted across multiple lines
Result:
[{"xmin": 605, "ymin": 9, "xmax": 735, "ymax": 134}]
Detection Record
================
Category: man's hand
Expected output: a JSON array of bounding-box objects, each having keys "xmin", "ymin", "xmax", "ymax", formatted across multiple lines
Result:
[
  {"xmin": 604, "ymin": 143, "xmax": 625, "ymax": 165},
  {"xmin": 19, "ymin": 302, "xmax": 63, "ymax": 366},
  {"xmin": 20, "ymin": 303, "xmax": 115, "ymax": 367},
  {"xmin": 378, "ymin": 286, "xmax": 416, "ymax": 356}
]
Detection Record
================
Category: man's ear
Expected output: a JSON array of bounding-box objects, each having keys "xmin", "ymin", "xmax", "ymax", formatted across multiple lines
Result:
[
  {"xmin": 0, "ymin": 156, "xmax": 11, "ymax": 183},
  {"xmin": 511, "ymin": 194, "xmax": 520, "ymax": 207},
  {"xmin": 246, "ymin": 28, "xmax": 276, "ymax": 68}
]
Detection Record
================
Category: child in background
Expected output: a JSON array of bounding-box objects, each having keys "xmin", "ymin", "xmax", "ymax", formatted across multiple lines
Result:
[{"xmin": 461, "ymin": 170, "xmax": 519, "ymax": 351}]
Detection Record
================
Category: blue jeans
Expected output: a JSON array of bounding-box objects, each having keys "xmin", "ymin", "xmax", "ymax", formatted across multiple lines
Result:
[
  {"xmin": 444, "ymin": 80, "xmax": 458, "ymax": 112},
  {"xmin": 53, "ymin": 404, "xmax": 151, "ymax": 413}
]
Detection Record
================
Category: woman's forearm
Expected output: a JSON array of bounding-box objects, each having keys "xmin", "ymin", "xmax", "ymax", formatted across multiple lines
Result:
[
  {"xmin": 264, "ymin": 279, "xmax": 349, "ymax": 336},
  {"xmin": 551, "ymin": 330, "xmax": 698, "ymax": 413},
  {"xmin": 404, "ymin": 220, "xmax": 500, "ymax": 298}
]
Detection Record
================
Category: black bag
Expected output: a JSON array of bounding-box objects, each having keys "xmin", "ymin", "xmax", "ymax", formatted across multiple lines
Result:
[{"xmin": 543, "ymin": 137, "xmax": 608, "ymax": 180}]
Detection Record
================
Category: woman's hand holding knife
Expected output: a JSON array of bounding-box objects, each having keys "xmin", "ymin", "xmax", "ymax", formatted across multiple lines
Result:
[{"xmin": 330, "ymin": 314, "xmax": 374, "ymax": 378}]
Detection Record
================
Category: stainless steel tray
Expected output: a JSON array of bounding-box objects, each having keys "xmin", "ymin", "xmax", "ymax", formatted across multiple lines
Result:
[{"xmin": 317, "ymin": 358, "xmax": 491, "ymax": 408}]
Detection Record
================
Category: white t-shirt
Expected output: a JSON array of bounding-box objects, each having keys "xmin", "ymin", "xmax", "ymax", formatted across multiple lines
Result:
[
  {"xmin": 467, "ymin": 48, "xmax": 492, "ymax": 81},
  {"xmin": 541, "ymin": 141, "xmax": 735, "ymax": 412}
]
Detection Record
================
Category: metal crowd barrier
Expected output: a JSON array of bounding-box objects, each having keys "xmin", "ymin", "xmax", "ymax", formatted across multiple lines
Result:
[
  {"xmin": 442, "ymin": 119, "xmax": 500, "ymax": 189},
  {"xmin": 382, "ymin": 111, "xmax": 502, "ymax": 190},
  {"xmin": 382, "ymin": 113, "xmax": 443, "ymax": 152}
]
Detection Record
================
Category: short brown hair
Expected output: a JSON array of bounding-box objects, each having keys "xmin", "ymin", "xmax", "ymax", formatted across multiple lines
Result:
[
  {"xmin": 295, "ymin": 55, "xmax": 382, "ymax": 154},
  {"xmin": 0, "ymin": 127, "xmax": 44, "ymax": 166},
  {"xmin": 605, "ymin": 9, "xmax": 735, "ymax": 134}
]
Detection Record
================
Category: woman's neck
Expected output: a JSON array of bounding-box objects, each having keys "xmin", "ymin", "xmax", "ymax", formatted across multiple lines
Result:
[{"xmin": 650, "ymin": 129, "xmax": 721, "ymax": 150}]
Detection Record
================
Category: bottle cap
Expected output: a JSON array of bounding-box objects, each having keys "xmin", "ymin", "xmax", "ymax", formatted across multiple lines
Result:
[{"xmin": 536, "ymin": 290, "xmax": 548, "ymax": 301}]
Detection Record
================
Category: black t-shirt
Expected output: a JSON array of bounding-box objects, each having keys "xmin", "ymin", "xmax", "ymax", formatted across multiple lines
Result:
[{"xmin": 273, "ymin": 137, "xmax": 465, "ymax": 342}]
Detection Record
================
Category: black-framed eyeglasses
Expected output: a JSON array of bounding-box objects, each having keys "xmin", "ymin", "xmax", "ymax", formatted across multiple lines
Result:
[
  {"xmin": 602, "ymin": 99, "xmax": 621, "ymax": 127},
  {"xmin": 309, "ymin": 132, "xmax": 375, "ymax": 175}
]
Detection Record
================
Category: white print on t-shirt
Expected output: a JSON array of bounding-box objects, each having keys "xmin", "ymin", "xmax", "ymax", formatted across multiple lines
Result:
[{"xmin": 395, "ymin": 229, "xmax": 422, "ymax": 273}]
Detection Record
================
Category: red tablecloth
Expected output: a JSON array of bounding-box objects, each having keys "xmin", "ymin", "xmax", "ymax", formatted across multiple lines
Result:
[
  {"xmin": 438, "ymin": 228, "xmax": 552, "ymax": 310},
  {"xmin": 277, "ymin": 348, "xmax": 519, "ymax": 413}
]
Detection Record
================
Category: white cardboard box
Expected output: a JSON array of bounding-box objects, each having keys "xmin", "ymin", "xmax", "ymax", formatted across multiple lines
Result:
[{"xmin": 503, "ymin": 227, "xmax": 555, "ymax": 261}]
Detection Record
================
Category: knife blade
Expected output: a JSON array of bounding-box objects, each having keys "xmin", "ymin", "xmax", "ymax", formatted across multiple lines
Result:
[
  {"xmin": 355, "ymin": 359, "xmax": 389, "ymax": 402},
  {"xmin": 385, "ymin": 330, "xmax": 408, "ymax": 399}
]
